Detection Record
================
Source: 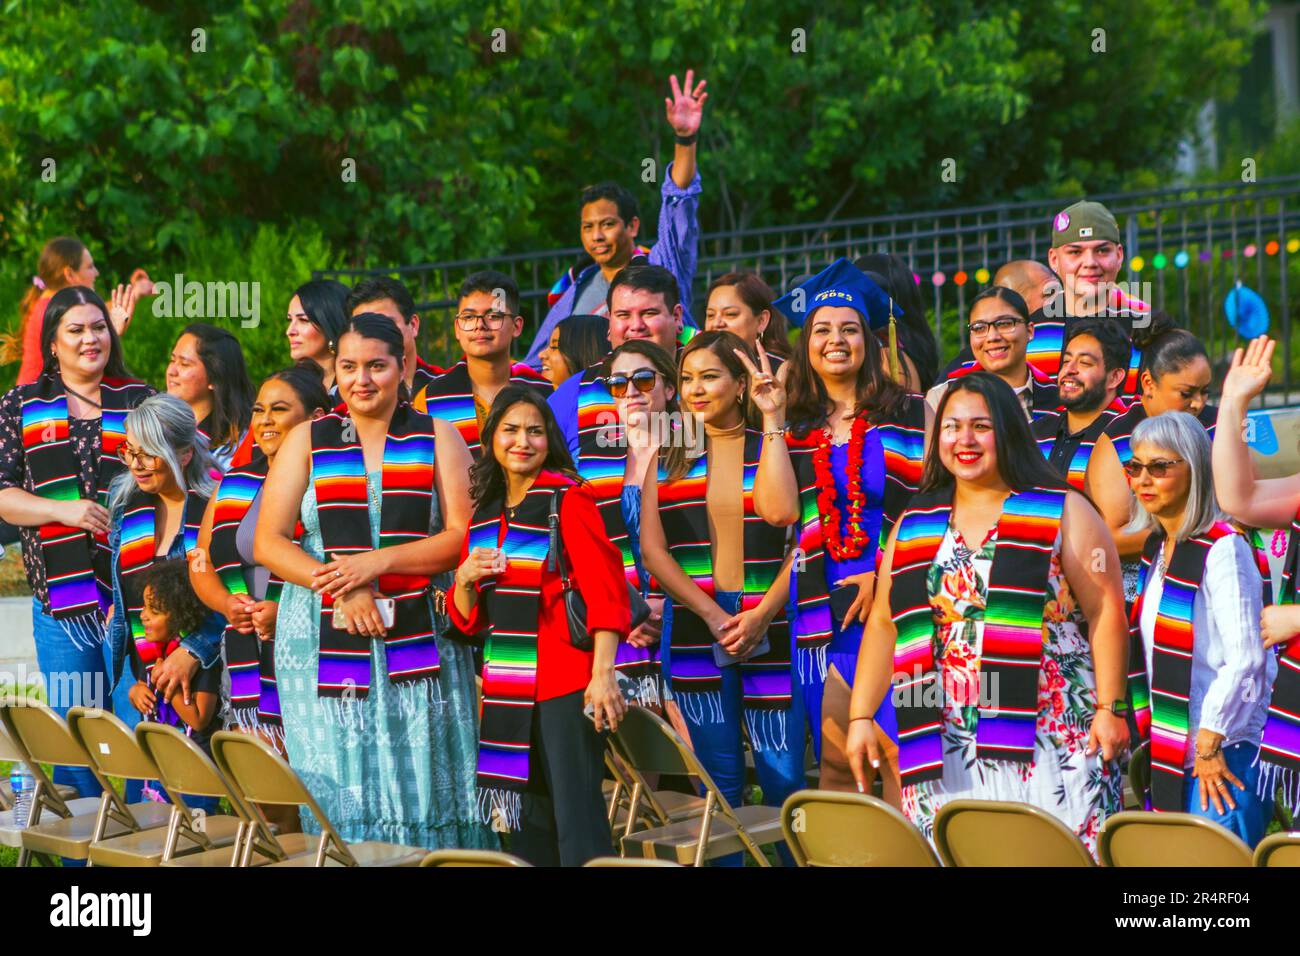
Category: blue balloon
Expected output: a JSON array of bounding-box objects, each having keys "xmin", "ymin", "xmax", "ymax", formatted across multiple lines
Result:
[{"xmin": 1223, "ymin": 284, "xmax": 1269, "ymax": 338}]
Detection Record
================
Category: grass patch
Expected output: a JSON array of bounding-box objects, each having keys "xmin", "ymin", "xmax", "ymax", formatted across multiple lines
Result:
[{"xmin": 0, "ymin": 551, "xmax": 31, "ymax": 599}]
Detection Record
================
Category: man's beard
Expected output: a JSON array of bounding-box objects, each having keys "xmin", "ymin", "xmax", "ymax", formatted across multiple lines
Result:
[{"xmin": 1059, "ymin": 375, "xmax": 1109, "ymax": 413}]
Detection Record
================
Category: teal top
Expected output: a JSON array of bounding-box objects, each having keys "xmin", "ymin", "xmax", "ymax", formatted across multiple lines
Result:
[{"xmin": 275, "ymin": 469, "xmax": 494, "ymax": 850}]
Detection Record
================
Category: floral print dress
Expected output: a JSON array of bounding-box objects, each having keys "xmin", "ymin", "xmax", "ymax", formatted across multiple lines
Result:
[{"xmin": 900, "ymin": 524, "xmax": 1122, "ymax": 858}]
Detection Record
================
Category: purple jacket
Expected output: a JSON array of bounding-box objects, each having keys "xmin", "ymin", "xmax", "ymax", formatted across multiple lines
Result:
[{"xmin": 523, "ymin": 163, "xmax": 701, "ymax": 367}]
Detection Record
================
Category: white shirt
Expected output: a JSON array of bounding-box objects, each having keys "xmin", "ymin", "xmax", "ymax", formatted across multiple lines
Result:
[
  {"xmin": 926, "ymin": 374, "xmax": 1034, "ymax": 423},
  {"xmin": 1138, "ymin": 534, "xmax": 1275, "ymax": 766}
]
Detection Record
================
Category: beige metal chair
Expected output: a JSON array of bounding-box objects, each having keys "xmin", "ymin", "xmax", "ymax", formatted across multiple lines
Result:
[
  {"xmin": 0, "ymin": 698, "xmax": 170, "ymax": 866},
  {"xmin": 613, "ymin": 706, "xmax": 785, "ymax": 866},
  {"xmin": 63, "ymin": 709, "xmax": 244, "ymax": 866},
  {"xmin": 211, "ymin": 730, "xmax": 426, "ymax": 867},
  {"xmin": 420, "ymin": 848, "xmax": 532, "ymax": 867},
  {"xmin": 1253, "ymin": 831, "xmax": 1300, "ymax": 867},
  {"xmin": 0, "ymin": 701, "xmax": 100, "ymax": 848},
  {"xmin": 934, "ymin": 799, "xmax": 1095, "ymax": 867},
  {"xmin": 1099, "ymin": 811, "xmax": 1254, "ymax": 867},
  {"xmin": 781, "ymin": 789, "xmax": 940, "ymax": 867},
  {"xmin": 583, "ymin": 855, "xmax": 681, "ymax": 867},
  {"xmin": 604, "ymin": 738, "xmax": 707, "ymax": 840}
]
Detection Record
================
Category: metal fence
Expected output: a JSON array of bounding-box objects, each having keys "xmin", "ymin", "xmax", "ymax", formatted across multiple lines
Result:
[{"xmin": 316, "ymin": 174, "xmax": 1300, "ymax": 397}]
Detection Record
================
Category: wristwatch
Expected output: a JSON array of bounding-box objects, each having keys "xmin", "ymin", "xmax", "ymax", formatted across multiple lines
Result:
[{"xmin": 1096, "ymin": 699, "xmax": 1129, "ymax": 715}]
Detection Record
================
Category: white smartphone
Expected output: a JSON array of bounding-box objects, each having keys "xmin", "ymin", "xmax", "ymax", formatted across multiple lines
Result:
[{"xmin": 334, "ymin": 597, "xmax": 396, "ymax": 630}]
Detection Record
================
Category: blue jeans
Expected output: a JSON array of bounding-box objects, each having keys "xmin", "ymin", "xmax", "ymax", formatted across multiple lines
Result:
[
  {"xmin": 663, "ymin": 590, "xmax": 805, "ymax": 865},
  {"xmin": 29, "ymin": 597, "xmax": 109, "ymax": 801},
  {"xmin": 1182, "ymin": 741, "xmax": 1273, "ymax": 848}
]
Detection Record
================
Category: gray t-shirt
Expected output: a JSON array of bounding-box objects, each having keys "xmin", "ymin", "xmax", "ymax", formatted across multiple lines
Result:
[{"xmin": 572, "ymin": 271, "xmax": 610, "ymax": 316}]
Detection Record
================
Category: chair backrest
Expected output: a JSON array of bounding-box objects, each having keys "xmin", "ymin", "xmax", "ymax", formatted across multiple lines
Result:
[
  {"xmin": 211, "ymin": 730, "xmax": 355, "ymax": 865},
  {"xmin": 0, "ymin": 718, "xmax": 23, "ymax": 762},
  {"xmin": 420, "ymin": 849, "xmax": 532, "ymax": 867},
  {"xmin": 67, "ymin": 707, "xmax": 159, "ymax": 781},
  {"xmin": 934, "ymin": 799, "xmax": 1095, "ymax": 867},
  {"xmin": 136, "ymin": 722, "xmax": 234, "ymax": 800},
  {"xmin": 781, "ymin": 789, "xmax": 940, "ymax": 867},
  {"xmin": 583, "ymin": 856, "xmax": 681, "ymax": 867},
  {"xmin": 1127, "ymin": 741, "xmax": 1151, "ymax": 805},
  {"xmin": 1253, "ymin": 831, "xmax": 1300, "ymax": 867},
  {"xmin": 3, "ymin": 696, "xmax": 97, "ymax": 769},
  {"xmin": 612, "ymin": 706, "xmax": 695, "ymax": 778},
  {"xmin": 1099, "ymin": 811, "xmax": 1254, "ymax": 867}
]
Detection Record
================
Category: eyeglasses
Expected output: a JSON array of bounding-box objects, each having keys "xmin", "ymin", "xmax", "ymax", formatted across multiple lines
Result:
[
  {"xmin": 607, "ymin": 369, "xmax": 658, "ymax": 398},
  {"xmin": 118, "ymin": 443, "xmax": 162, "ymax": 470},
  {"xmin": 967, "ymin": 316, "xmax": 1025, "ymax": 338},
  {"xmin": 454, "ymin": 311, "xmax": 513, "ymax": 331},
  {"xmin": 1122, "ymin": 458, "xmax": 1185, "ymax": 479}
]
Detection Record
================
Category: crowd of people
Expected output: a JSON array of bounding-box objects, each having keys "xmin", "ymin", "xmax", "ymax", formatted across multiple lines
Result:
[{"xmin": 3, "ymin": 71, "xmax": 1299, "ymax": 867}]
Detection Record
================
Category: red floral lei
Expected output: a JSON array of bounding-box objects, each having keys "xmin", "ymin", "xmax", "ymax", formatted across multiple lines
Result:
[{"xmin": 812, "ymin": 414, "xmax": 872, "ymax": 561}]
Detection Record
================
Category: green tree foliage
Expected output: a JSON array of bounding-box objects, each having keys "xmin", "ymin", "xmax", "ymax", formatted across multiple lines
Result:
[{"xmin": 0, "ymin": 0, "xmax": 1264, "ymax": 385}]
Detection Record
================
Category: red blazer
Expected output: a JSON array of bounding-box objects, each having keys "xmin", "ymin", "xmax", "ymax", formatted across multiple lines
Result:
[{"xmin": 449, "ymin": 481, "xmax": 631, "ymax": 702}]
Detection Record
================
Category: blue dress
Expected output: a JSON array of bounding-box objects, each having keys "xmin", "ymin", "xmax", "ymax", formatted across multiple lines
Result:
[{"xmin": 274, "ymin": 470, "xmax": 494, "ymax": 850}]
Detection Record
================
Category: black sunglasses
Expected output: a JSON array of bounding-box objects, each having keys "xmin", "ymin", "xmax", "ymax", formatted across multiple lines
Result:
[{"xmin": 607, "ymin": 369, "xmax": 658, "ymax": 398}]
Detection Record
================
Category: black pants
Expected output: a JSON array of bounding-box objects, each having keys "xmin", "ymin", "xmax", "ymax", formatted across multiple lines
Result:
[{"xmin": 510, "ymin": 689, "xmax": 612, "ymax": 867}]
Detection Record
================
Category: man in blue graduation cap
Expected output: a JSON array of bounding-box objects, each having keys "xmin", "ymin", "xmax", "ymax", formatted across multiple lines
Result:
[{"xmin": 773, "ymin": 257, "xmax": 908, "ymax": 385}]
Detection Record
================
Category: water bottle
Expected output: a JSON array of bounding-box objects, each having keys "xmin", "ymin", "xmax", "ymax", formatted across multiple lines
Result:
[{"xmin": 9, "ymin": 764, "xmax": 35, "ymax": 829}]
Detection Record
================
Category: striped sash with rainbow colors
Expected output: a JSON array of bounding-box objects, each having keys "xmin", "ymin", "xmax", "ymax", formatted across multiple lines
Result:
[{"xmin": 413, "ymin": 359, "xmax": 552, "ymax": 458}]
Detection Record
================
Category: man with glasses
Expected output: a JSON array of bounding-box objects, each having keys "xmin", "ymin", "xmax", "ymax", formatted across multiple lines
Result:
[
  {"xmin": 924, "ymin": 286, "xmax": 1058, "ymax": 423},
  {"xmin": 522, "ymin": 69, "xmax": 708, "ymax": 368},
  {"xmin": 346, "ymin": 275, "xmax": 442, "ymax": 395},
  {"xmin": 414, "ymin": 270, "xmax": 551, "ymax": 458}
]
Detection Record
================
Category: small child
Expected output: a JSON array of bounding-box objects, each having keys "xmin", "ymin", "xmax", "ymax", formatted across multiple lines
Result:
[{"xmin": 127, "ymin": 559, "xmax": 222, "ymax": 752}]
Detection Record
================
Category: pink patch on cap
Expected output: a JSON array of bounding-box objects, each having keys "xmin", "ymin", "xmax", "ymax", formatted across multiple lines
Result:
[{"xmin": 1053, "ymin": 212, "xmax": 1070, "ymax": 232}]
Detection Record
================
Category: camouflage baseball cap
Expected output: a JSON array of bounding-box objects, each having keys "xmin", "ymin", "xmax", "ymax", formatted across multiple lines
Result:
[{"xmin": 1050, "ymin": 200, "xmax": 1121, "ymax": 248}]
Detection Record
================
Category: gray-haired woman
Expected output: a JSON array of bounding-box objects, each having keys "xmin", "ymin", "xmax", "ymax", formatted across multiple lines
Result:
[
  {"xmin": 105, "ymin": 394, "xmax": 225, "ymax": 798},
  {"xmin": 1125, "ymin": 410, "xmax": 1275, "ymax": 844}
]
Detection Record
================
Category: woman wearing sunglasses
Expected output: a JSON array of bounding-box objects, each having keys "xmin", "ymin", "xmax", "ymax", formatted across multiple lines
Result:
[
  {"xmin": 1085, "ymin": 316, "xmax": 1216, "ymax": 599},
  {"xmin": 1125, "ymin": 411, "xmax": 1274, "ymax": 845}
]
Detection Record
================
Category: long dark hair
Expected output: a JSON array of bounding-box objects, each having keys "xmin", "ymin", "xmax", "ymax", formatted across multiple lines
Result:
[
  {"xmin": 1134, "ymin": 311, "xmax": 1207, "ymax": 383},
  {"xmin": 854, "ymin": 253, "xmax": 938, "ymax": 385},
  {"xmin": 468, "ymin": 385, "xmax": 579, "ymax": 506},
  {"xmin": 707, "ymin": 271, "xmax": 792, "ymax": 359},
  {"xmin": 784, "ymin": 305, "xmax": 908, "ymax": 438},
  {"xmin": 292, "ymin": 278, "xmax": 350, "ymax": 353},
  {"xmin": 604, "ymin": 338, "xmax": 689, "ymax": 481},
  {"xmin": 556, "ymin": 314, "xmax": 612, "ymax": 375},
  {"xmin": 41, "ymin": 286, "xmax": 130, "ymax": 379},
  {"xmin": 920, "ymin": 372, "xmax": 1072, "ymax": 495},
  {"xmin": 179, "ymin": 323, "xmax": 254, "ymax": 449},
  {"xmin": 265, "ymin": 360, "xmax": 331, "ymax": 416},
  {"xmin": 336, "ymin": 313, "xmax": 412, "ymax": 405}
]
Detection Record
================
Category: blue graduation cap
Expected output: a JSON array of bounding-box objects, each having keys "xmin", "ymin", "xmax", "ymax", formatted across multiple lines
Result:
[{"xmin": 773, "ymin": 258, "xmax": 906, "ymax": 382}]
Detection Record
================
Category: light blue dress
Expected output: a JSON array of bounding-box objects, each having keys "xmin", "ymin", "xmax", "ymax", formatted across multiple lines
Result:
[{"xmin": 275, "ymin": 470, "xmax": 494, "ymax": 850}]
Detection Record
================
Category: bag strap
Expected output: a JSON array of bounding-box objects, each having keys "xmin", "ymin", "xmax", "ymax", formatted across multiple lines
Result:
[{"xmin": 547, "ymin": 488, "xmax": 573, "ymax": 589}]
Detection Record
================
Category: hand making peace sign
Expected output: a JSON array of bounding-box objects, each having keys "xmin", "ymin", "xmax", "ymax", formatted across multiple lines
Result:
[{"xmin": 733, "ymin": 341, "xmax": 789, "ymax": 423}]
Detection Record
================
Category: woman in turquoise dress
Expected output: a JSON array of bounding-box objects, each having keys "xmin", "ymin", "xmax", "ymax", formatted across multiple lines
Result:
[{"xmin": 256, "ymin": 314, "xmax": 493, "ymax": 850}]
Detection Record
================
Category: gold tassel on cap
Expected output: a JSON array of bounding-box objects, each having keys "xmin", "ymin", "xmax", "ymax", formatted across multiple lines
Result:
[{"xmin": 886, "ymin": 297, "xmax": 903, "ymax": 384}]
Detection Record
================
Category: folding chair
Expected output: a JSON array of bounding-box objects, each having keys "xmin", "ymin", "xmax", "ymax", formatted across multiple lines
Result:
[
  {"xmin": 1099, "ymin": 811, "xmax": 1254, "ymax": 867},
  {"xmin": 1253, "ymin": 831, "xmax": 1300, "ymax": 867},
  {"xmin": 604, "ymin": 737, "xmax": 707, "ymax": 840},
  {"xmin": 613, "ymin": 706, "xmax": 786, "ymax": 866},
  {"xmin": 933, "ymin": 799, "xmax": 1095, "ymax": 867},
  {"xmin": 0, "ymin": 700, "xmax": 101, "ymax": 850},
  {"xmin": 583, "ymin": 856, "xmax": 681, "ymax": 867},
  {"xmin": 420, "ymin": 849, "xmax": 532, "ymax": 867},
  {"xmin": 0, "ymin": 698, "xmax": 170, "ymax": 866},
  {"xmin": 781, "ymin": 789, "xmax": 940, "ymax": 867},
  {"xmin": 211, "ymin": 730, "xmax": 426, "ymax": 867},
  {"xmin": 64, "ymin": 709, "xmax": 244, "ymax": 866}
]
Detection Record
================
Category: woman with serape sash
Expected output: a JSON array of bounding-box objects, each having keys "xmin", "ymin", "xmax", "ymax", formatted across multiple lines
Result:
[
  {"xmin": 640, "ymin": 332, "xmax": 804, "ymax": 855},
  {"xmin": 190, "ymin": 362, "xmax": 330, "ymax": 836},
  {"xmin": 165, "ymin": 324, "xmax": 255, "ymax": 473},
  {"xmin": 1125, "ymin": 411, "xmax": 1274, "ymax": 845},
  {"xmin": 1086, "ymin": 319, "xmax": 1217, "ymax": 601},
  {"xmin": 450, "ymin": 386, "xmax": 630, "ymax": 866},
  {"xmin": 104, "ymin": 394, "xmax": 224, "ymax": 802},
  {"xmin": 255, "ymin": 314, "xmax": 490, "ymax": 850},
  {"xmin": 0, "ymin": 286, "xmax": 154, "ymax": 801},
  {"xmin": 1212, "ymin": 334, "xmax": 1300, "ymax": 814},
  {"xmin": 749, "ymin": 259, "xmax": 929, "ymax": 801},
  {"xmin": 846, "ymin": 373, "xmax": 1130, "ymax": 857}
]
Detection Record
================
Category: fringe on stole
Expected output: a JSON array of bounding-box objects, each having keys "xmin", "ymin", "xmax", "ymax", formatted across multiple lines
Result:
[
  {"xmin": 60, "ymin": 612, "xmax": 106, "ymax": 652},
  {"xmin": 228, "ymin": 705, "xmax": 287, "ymax": 752},
  {"xmin": 795, "ymin": 645, "xmax": 828, "ymax": 689},
  {"xmin": 316, "ymin": 676, "xmax": 444, "ymax": 729},
  {"xmin": 1253, "ymin": 752, "xmax": 1300, "ymax": 814},
  {"xmin": 743, "ymin": 707, "xmax": 789, "ymax": 753},
  {"xmin": 623, "ymin": 673, "xmax": 661, "ymax": 709},
  {"xmin": 476, "ymin": 786, "xmax": 522, "ymax": 833},
  {"xmin": 675, "ymin": 689, "xmax": 725, "ymax": 727}
]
